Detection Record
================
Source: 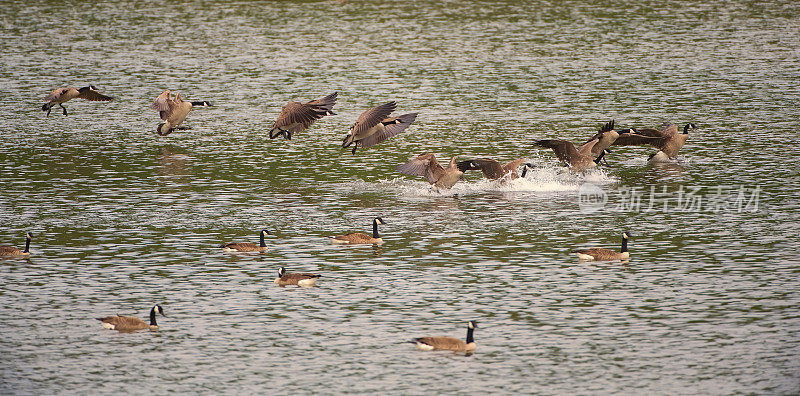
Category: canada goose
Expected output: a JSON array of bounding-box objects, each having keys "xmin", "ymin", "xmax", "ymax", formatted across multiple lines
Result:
[
  {"xmin": 410, "ymin": 320, "xmax": 478, "ymax": 352},
  {"xmin": 220, "ymin": 229, "xmax": 271, "ymax": 252},
  {"xmin": 578, "ymin": 120, "xmax": 618, "ymax": 162},
  {"xmin": 342, "ymin": 101, "xmax": 418, "ymax": 154},
  {"xmin": 456, "ymin": 158, "xmax": 531, "ymax": 181},
  {"xmin": 396, "ymin": 153, "xmax": 464, "ymax": 189},
  {"xmin": 42, "ymin": 85, "xmax": 113, "ymax": 116},
  {"xmin": 274, "ymin": 267, "xmax": 321, "ymax": 286},
  {"xmin": 613, "ymin": 123, "xmax": 697, "ymax": 162},
  {"xmin": 151, "ymin": 90, "xmax": 213, "ymax": 136},
  {"xmin": 329, "ymin": 217, "xmax": 385, "ymax": 244},
  {"xmin": 269, "ymin": 92, "xmax": 338, "ymax": 140},
  {"xmin": 97, "ymin": 305, "xmax": 165, "ymax": 331},
  {"xmin": 534, "ymin": 138, "xmax": 611, "ymax": 172},
  {"xmin": 572, "ymin": 231, "xmax": 631, "ymax": 261},
  {"xmin": 0, "ymin": 232, "xmax": 33, "ymax": 256}
]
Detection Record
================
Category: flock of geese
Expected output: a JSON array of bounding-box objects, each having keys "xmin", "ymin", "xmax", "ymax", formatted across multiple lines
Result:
[{"xmin": 16, "ymin": 84, "xmax": 697, "ymax": 352}]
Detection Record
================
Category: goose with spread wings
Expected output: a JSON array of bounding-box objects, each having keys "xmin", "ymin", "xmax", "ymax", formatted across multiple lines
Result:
[
  {"xmin": 342, "ymin": 101, "xmax": 418, "ymax": 154},
  {"xmin": 269, "ymin": 92, "xmax": 338, "ymax": 140},
  {"xmin": 396, "ymin": 153, "xmax": 464, "ymax": 189},
  {"xmin": 612, "ymin": 122, "xmax": 697, "ymax": 162},
  {"xmin": 42, "ymin": 85, "xmax": 113, "ymax": 116}
]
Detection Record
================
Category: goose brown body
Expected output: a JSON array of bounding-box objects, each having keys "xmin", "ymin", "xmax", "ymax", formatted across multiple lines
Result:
[
  {"xmin": 411, "ymin": 321, "xmax": 477, "ymax": 352},
  {"xmin": 0, "ymin": 232, "xmax": 33, "ymax": 257},
  {"xmin": 97, "ymin": 305, "xmax": 165, "ymax": 331},
  {"xmin": 572, "ymin": 232, "xmax": 631, "ymax": 261},
  {"xmin": 535, "ymin": 139, "xmax": 609, "ymax": 172},
  {"xmin": 274, "ymin": 267, "xmax": 320, "ymax": 286},
  {"xmin": 330, "ymin": 217, "xmax": 385, "ymax": 244},
  {"xmin": 221, "ymin": 230, "xmax": 270, "ymax": 252},
  {"xmin": 269, "ymin": 92, "xmax": 338, "ymax": 139},
  {"xmin": 578, "ymin": 120, "xmax": 619, "ymax": 157}
]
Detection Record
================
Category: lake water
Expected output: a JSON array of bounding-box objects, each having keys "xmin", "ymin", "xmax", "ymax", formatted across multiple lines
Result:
[{"xmin": 1, "ymin": 1, "xmax": 799, "ymax": 394}]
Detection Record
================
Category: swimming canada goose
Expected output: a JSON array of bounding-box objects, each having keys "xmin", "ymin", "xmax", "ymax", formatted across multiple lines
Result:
[
  {"xmin": 342, "ymin": 101, "xmax": 418, "ymax": 154},
  {"xmin": 0, "ymin": 232, "xmax": 33, "ymax": 256},
  {"xmin": 534, "ymin": 138, "xmax": 611, "ymax": 172},
  {"xmin": 329, "ymin": 217, "xmax": 385, "ymax": 244},
  {"xmin": 269, "ymin": 92, "xmax": 338, "ymax": 140},
  {"xmin": 97, "ymin": 305, "xmax": 165, "ymax": 331},
  {"xmin": 151, "ymin": 90, "xmax": 213, "ymax": 136},
  {"xmin": 396, "ymin": 153, "xmax": 464, "ymax": 189},
  {"xmin": 578, "ymin": 120, "xmax": 618, "ymax": 162},
  {"xmin": 410, "ymin": 320, "xmax": 478, "ymax": 352},
  {"xmin": 42, "ymin": 85, "xmax": 113, "ymax": 116},
  {"xmin": 274, "ymin": 267, "xmax": 321, "ymax": 287},
  {"xmin": 456, "ymin": 158, "xmax": 531, "ymax": 181},
  {"xmin": 220, "ymin": 229, "xmax": 271, "ymax": 252},
  {"xmin": 613, "ymin": 123, "xmax": 697, "ymax": 162},
  {"xmin": 572, "ymin": 231, "xmax": 631, "ymax": 261}
]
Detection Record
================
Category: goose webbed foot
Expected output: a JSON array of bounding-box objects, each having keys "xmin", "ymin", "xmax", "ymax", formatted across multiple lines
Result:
[
  {"xmin": 59, "ymin": 103, "xmax": 68, "ymax": 116},
  {"xmin": 176, "ymin": 126, "xmax": 192, "ymax": 130}
]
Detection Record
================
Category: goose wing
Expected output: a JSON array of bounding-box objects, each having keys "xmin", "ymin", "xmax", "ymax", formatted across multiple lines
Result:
[
  {"xmin": 612, "ymin": 133, "xmax": 665, "ymax": 147},
  {"xmin": 501, "ymin": 158, "xmax": 527, "ymax": 172},
  {"xmin": 397, "ymin": 153, "xmax": 444, "ymax": 184},
  {"xmin": 357, "ymin": 113, "xmax": 418, "ymax": 148},
  {"xmin": 305, "ymin": 92, "xmax": 338, "ymax": 114},
  {"xmin": 350, "ymin": 101, "xmax": 397, "ymax": 140},
  {"xmin": 535, "ymin": 139, "xmax": 581, "ymax": 165},
  {"xmin": 76, "ymin": 88, "xmax": 113, "ymax": 101},
  {"xmin": 273, "ymin": 101, "xmax": 325, "ymax": 130},
  {"xmin": 460, "ymin": 158, "xmax": 507, "ymax": 179}
]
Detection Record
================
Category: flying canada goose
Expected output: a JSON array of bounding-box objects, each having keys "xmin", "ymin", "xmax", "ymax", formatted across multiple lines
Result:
[
  {"xmin": 274, "ymin": 267, "xmax": 321, "ymax": 287},
  {"xmin": 0, "ymin": 232, "xmax": 33, "ymax": 256},
  {"xmin": 456, "ymin": 158, "xmax": 532, "ymax": 181},
  {"xmin": 42, "ymin": 85, "xmax": 113, "ymax": 116},
  {"xmin": 329, "ymin": 217, "xmax": 385, "ymax": 244},
  {"xmin": 572, "ymin": 231, "xmax": 631, "ymax": 261},
  {"xmin": 151, "ymin": 90, "xmax": 213, "ymax": 136},
  {"xmin": 396, "ymin": 153, "xmax": 464, "ymax": 189},
  {"xmin": 410, "ymin": 320, "xmax": 478, "ymax": 352},
  {"xmin": 613, "ymin": 123, "xmax": 697, "ymax": 162},
  {"xmin": 220, "ymin": 229, "xmax": 271, "ymax": 252},
  {"xmin": 577, "ymin": 120, "xmax": 619, "ymax": 163},
  {"xmin": 269, "ymin": 92, "xmax": 338, "ymax": 140},
  {"xmin": 342, "ymin": 101, "xmax": 418, "ymax": 154},
  {"xmin": 97, "ymin": 305, "xmax": 165, "ymax": 331},
  {"xmin": 534, "ymin": 138, "xmax": 611, "ymax": 172}
]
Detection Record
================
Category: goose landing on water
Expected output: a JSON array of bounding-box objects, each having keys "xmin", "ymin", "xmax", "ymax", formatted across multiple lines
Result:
[
  {"xmin": 572, "ymin": 231, "xmax": 631, "ymax": 261},
  {"xmin": 274, "ymin": 267, "xmax": 320, "ymax": 287},
  {"xmin": 269, "ymin": 92, "xmax": 338, "ymax": 140},
  {"xmin": 329, "ymin": 217, "xmax": 385, "ymax": 244},
  {"xmin": 342, "ymin": 101, "xmax": 418, "ymax": 154},
  {"xmin": 456, "ymin": 158, "xmax": 532, "ymax": 181},
  {"xmin": 42, "ymin": 85, "xmax": 113, "ymax": 116},
  {"xmin": 0, "ymin": 232, "xmax": 33, "ymax": 257},
  {"xmin": 534, "ymin": 139, "xmax": 611, "ymax": 172},
  {"xmin": 613, "ymin": 123, "xmax": 697, "ymax": 163},
  {"xmin": 97, "ymin": 305, "xmax": 165, "ymax": 331},
  {"xmin": 410, "ymin": 320, "xmax": 478, "ymax": 352},
  {"xmin": 221, "ymin": 229, "xmax": 271, "ymax": 252},
  {"xmin": 396, "ymin": 153, "xmax": 464, "ymax": 189},
  {"xmin": 151, "ymin": 90, "xmax": 213, "ymax": 136}
]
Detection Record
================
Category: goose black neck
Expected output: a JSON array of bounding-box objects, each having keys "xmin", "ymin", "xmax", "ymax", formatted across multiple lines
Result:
[
  {"xmin": 683, "ymin": 124, "xmax": 691, "ymax": 134},
  {"xmin": 621, "ymin": 236, "xmax": 628, "ymax": 253},
  {"xmin": 190, "ymin": 101, "xmax": 207, "ymax": 106},
  {"xmin": 466, "ymin": 326, "xmax": 475, "ymax": 344},
  {"xmin": 23, "ymin": 237, "xmax": 31, "ymax": 253},
  {"xmin": 259, "ymin": 232, "xmax": 266, "ymax": 247},
  {"xmin": 594, "ymin": 150, "xmax": 608, "ymax": 164},
  {"xmin": 149, "ymin": 308, "xmax": 158, "ymax": 326},
  {"xmin": 521, "ymin": 166, "xmax": 529, "ymax": 178},
  {"xmin": 372, "ymin": 220, "xmax": 380, "ymax": 239}
]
